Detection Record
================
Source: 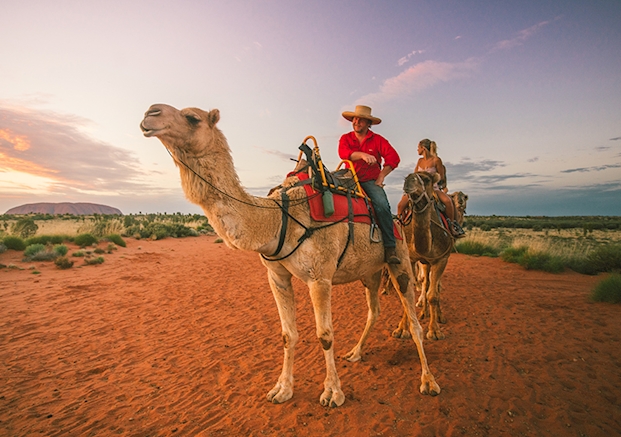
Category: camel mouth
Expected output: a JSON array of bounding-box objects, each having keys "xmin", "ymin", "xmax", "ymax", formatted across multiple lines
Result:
[
  {"xmin": 141, "ymin": 108, "xmax": 165, "ymax": 137},
  {"xmin": 140, "ymin": 121, "xmax": 162, "ymax": 137}
]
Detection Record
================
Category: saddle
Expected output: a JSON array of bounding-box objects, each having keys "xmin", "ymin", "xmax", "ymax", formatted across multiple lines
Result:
[
  {"xmin": 399, "ymin": 190, "xmax": 463, "ymax": 238},
  {"xmin": 263, "ymin": 137, "xmax": 401, "ymax": 264}
]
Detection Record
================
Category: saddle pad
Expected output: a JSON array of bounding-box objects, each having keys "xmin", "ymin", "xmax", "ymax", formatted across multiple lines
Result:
[
  {"xmin": 302, "ymin": 182, "xmax": 372, "ymax": 224},
  {"xmin": 295, "ymin": 172, "xmax": 402, "ymax": 239}
]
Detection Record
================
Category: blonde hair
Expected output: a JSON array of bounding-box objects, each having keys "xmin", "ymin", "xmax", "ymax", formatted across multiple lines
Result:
[{"xmin": 429, "ymin": 141, "xmax": 438, "ymax": 157}]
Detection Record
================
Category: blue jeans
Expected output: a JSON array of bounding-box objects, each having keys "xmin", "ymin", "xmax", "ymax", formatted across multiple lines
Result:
[{"xmin": 360, "ymin": 180, "xmax": 396, "ymax": 248}]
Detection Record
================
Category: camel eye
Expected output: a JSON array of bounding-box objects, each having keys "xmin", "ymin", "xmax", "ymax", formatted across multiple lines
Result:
[{"xmin": 185, "ymin": 113, "xmax": 201, "ymax": 125}]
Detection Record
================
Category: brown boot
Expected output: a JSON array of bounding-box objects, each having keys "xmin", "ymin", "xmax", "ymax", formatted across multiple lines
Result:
[{"xmin": 384, "ymin": 247, "xmax": 401, "ymax": 264}]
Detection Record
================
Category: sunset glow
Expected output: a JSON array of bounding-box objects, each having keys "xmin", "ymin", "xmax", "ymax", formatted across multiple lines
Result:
[
  {"xmin": 0, "ymin": 129, "xmax": 30, "ymax": 151},
  {"xmin": 0, "ymin": 1, "xmax": 619, "ymax": 215}
]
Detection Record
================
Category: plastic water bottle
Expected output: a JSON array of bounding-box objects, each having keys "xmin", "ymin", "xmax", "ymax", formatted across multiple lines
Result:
[{"xmin": 322, "ymin": 190, "xmax": 334, "ymax": 217}]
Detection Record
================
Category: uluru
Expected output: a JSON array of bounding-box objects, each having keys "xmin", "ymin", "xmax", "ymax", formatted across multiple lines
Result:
[{"xmin": 5, "ymin": 202, "xmax": 122, "ymax": 215}]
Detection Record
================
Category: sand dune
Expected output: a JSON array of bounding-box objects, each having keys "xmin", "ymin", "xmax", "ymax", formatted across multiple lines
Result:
[{"xmin": 1, "ymin": 235, "xmax": 619, "ymax": 436}]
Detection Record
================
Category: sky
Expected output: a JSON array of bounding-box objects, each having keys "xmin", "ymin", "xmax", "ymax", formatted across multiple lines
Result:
[{"xmin": 1, "ymin": 0, "xmax": 620, "ymax": 216}]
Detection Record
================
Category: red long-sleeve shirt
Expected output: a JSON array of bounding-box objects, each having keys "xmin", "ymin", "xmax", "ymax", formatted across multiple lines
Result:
[{"xmin": 338, "ymin": 130, "xmax": 400, "ymax": 182}]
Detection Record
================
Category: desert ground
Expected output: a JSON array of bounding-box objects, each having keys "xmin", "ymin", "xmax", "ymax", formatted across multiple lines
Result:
[{"xmin": 1, "ymin": 235, "xmax": 619, "ymax": 436}]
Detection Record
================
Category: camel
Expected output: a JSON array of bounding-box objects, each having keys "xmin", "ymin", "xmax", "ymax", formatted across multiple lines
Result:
[
  {"xmin": 140, "ymin": 104, "xmax": 440, "ymax": 407},
  {"xmin": 450, "ymin": 191, "xmax": 468, "ymax": 226},
  {"xmin": 390, "ymin": 172, "xmax": 455, "ymax": 341}
]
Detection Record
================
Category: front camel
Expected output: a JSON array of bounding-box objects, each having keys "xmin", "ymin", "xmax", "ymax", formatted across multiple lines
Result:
[{"xmin": 140, "ymin": 103, "xmax": 440, "ymax": 406}]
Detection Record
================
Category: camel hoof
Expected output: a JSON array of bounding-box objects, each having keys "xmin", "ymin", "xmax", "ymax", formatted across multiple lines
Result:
[
  {"xmin": 320, "ymin": 388, "xmax": 345, "ymax": 408},
  {"xmin": 344, "ymin": 349, "xmax": 362, "ymax": 362},
  {"xmin": 267, "ymin": 384, "xmax": 293, "ymax": 404},
  {"xmin": 391, "ymin": 328, "xmax": 411, "ymax": 339},
  {"xmin": 420, "ymin": 379, "xmax": 441, "ymax": 396},
  {"xmin": 426, "ymin": 330, "xmax": 445, "ymax": 341}
]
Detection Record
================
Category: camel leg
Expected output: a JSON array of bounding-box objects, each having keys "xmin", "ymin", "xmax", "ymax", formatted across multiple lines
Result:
[
  {"xmin": 437, "ymin": 281, "xmax": 447, "ymax": 324},
  {"xmin": 426, "ymin": 259, "xmax": 448, "ymax": 340},
  {"xmin": 344, "ymin": 272, "xmax": 382, "ymax": 362},
  {"xmin": 387, "ymin": 263, "xmax": 441, "ymax": 396},
  {"xmin": 308, "ymin": 278, "xmax": 345, "ymax": 407},
  {"xmin": 417, "ymin": 262, "xmax": 430, "ymax": 320},
  {"xmin": 391, "ymin": 268, "xmax": 412, "ymax": 339},
  {"xmin": 265, "ymin": 268, "xmax": 299, "ymax": 404}
]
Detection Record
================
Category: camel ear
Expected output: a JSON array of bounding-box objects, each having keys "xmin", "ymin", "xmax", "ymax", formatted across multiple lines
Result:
[{"xmin": 207, "ymin": 109, "xmax": 220, "ymax": 127}]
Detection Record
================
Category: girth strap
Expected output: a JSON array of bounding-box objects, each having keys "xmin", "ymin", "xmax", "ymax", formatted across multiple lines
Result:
[{"xmin": 266, "ymin": 190, "xmax": 290, "ymax": 258}]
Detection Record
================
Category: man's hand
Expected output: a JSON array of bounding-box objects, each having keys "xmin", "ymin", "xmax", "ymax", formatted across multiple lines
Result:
[{"xmin": 360, "ymin": 153, "xmax": 377, "ymax": 165}]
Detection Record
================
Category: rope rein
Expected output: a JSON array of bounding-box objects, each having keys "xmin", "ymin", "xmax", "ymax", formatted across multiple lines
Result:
[
  {"xmin": 166, "ymin": 148, "xmax": 369, "ymax": 264},
  {"xmin": 166, "ymin": 148, "xmax": 320, "ymax": 210}
]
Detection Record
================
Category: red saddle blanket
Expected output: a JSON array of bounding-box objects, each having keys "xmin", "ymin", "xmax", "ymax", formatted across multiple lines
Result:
[{"xmin": 294, "ymin": 172, "xmax": 402, "ymax": 239}]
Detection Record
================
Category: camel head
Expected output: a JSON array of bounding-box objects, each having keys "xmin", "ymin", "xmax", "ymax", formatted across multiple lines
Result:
[
  {"xmin": 451, "ymin": 191, "xmax": 468, "ymax": 215},
  {"xmin": 404, "ymin": 171, "xmax": 439, "ymax": 214},
  {"xmin": 140, "ymin": 104, "xmax": 223, "ymax": 159}
]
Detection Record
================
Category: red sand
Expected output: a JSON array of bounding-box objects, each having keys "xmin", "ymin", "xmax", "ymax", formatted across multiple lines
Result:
[{"xmin": 1, "ymin": 235, "xmax": 619, "ymax": 436}]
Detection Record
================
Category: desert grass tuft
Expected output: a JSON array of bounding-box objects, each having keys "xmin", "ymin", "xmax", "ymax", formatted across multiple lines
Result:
[
  {"xmin": 54, "ymin": 256, "xmax": 74, "ymax": 269},
  {"xmin": 2, "ymin": 236, "xmax": 26, "ymax": 251},
  {"xmin": 590, "ymin": 274, "xmax": 621, "ymax": 303},
  {"xmin": 84, "ymin": 256, "xmax": 104, "ymax": 265},
  {"xmin": 455, "ymin": 229, "xmax": 504, "ymax": 257},
  {"xmin": 73, "ymin": 233, "xmax": 98, "ymax": 248},
  {"xmin": 104, "ymin": 234, "xmax": 126, "ymax": 247}
]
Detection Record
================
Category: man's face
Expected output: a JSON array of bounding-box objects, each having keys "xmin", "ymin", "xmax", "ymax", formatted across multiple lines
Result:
[{"xmin": 352, "ymin": 116, "xmax": 371, "ymax": 134}]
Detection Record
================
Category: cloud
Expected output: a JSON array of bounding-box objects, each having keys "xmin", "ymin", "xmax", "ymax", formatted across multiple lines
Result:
[
  {"xmin": 397, "ymin": 49, "xmax": 425, "ymax": 67},
  {"xmin": 610, "ymin": 137, "xmax": 621, "ymax": 141},
  {"xmin": 528, "ymin": 157, "xmax": 539, "ymax": 163},
  {"xmin": 357, "ymin": 58, "xmax": 478, "ymax": 105},
  {"xmin": 491, "ymin": 19, "xmax": 556, "ymax": 52},
  {"xmin": 0, "ymin": 105, "xmax": 150, "ymax": 196},
  {"xmin": 561, "ymin": 164, "xmax": 621, "ymax": 174},
  {"xmin": 254, "ymin": 146, "xmax": 297, "ymax": 163},
  {"xmin": 468, "ymin": 182, "xmax": 621, "ymax": 216}
]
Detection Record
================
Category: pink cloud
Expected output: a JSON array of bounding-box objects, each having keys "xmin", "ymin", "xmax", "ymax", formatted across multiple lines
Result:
[{"xmin": 358, "ymin": 58, "xmax": 478, "ymax": 105}]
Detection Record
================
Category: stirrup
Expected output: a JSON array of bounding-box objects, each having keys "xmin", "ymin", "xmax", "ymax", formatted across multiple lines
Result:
[
  {"xmin": 450, "ymin": 220, "xmax": 466, "ymax": 238},
  {"xmin": 370, "ymin": 224, "xmax": 381, "ymax": 243}
]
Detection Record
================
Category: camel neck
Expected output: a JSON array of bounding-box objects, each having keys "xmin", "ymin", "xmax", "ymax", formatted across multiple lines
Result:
[{"xmin": 176, "ymin": 152, "xmax": 281, "ymax": 253}]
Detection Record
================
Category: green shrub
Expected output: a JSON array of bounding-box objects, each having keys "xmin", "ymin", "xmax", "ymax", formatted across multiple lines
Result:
[
  {"xmin": 29, "ymin": 251, "xmax": 58, "ymax": 262},
  {"xmin": 54, "ymin": 256, "xmax": 74, "ymax": 269},
  {"xmin": 123, "ymin": 223, "xmax": 197, "ymax": 240},
  {"xmin": 587, "ymin": 244, "xmax": 621, "ymax": 273},
  {"xmin": 84, "ymin": 256, "xmax": 104, "ymax": 265},
  {"xmin": 500, "ymin": 246, "xmax": 528, "ymax": 263},
  {"xmin": 11, "ymin": 218, "xmax": 38, "ymax": 238},
  {"xmin": 74, "ymin": 233, "xmax": 98, "ymax": 247},
  {"xmin": 518, "ymin": 252, "xmax": 565, "ymax": 273},
  {"xmin": 105, "ymin": 234, "xmax": 126, "ymax": 247},
  {"xmin": 590, "ymin": 274, "xmax": 621, "ymax": 303},
  {"xmin": 2, "ymin": 236, "xmax": 26, "ymax": 251},
  {"xmin": 53, "ymin": 244, "xmax": 69, "ymax": 256},
  {"xmin": 72, "ymin": 250, "xmax": 85, "ymax": 257},
  {"xmin": 24, "ymin": 244, "xmax": 46, "ymax": 258},
  {"xmin": 455, "ymin": 240, "xmax": 500, "ymax": 257},
  {"xmin": 566, "ymin": 258, "xmax": 599, "ymax": 275},
  {"xmin": 94, "ymin": 248, "xmax": 105, "ymax": 254},
  {"xmin": 25, "ymin": 235, "xmax": 69, "ymax": 246}
]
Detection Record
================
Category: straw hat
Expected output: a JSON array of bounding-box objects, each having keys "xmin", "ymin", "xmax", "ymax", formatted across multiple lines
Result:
[{"xmin": 342, "ymin": 105, "xmax": 382, "ymax": 125}]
